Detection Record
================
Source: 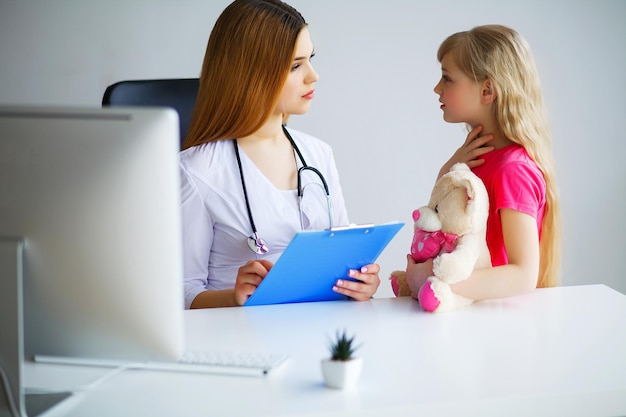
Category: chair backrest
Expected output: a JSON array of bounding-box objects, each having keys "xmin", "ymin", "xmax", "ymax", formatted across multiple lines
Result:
[{"xmin": 102, "ymin": 78, "xmax": 199, "ymax": 148}]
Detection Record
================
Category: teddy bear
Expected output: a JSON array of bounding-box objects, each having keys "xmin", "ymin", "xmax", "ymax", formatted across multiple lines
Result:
[{"xmin": 389, "ymin": 163, "xmax": 491, "ymax": 313}]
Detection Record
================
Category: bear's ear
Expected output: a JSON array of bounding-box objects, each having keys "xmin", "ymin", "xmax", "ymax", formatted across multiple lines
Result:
[
  {"xmin": 449, "ymin": 162, "xmax": 471, "ymax": 173},
  {"xmin": 464, "ymin": 179, "xmax": 476, "ymax": 201},
  {"xmin": 453, "ymin": 178, "xmax": 476, "ymax": 213}
]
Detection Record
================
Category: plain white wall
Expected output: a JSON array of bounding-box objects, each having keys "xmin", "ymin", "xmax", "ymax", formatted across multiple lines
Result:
[{"xmin": 1, "ymin": 0, "xmax": 625, "ymax": 297}]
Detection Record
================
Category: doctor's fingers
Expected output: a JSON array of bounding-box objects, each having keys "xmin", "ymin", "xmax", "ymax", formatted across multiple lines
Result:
[
  {"xmin": 355, "ymin": 263, "xmax": 380, "ymax": 276},
  {"xmin": 334, "ymin": 278, "xmax": 378, "ymax": 301},
  {"xmin": 350, "ymin": 264, "xmax": 380, "ymax": 286},
  {"xmin": 239, "ymin": 259, "xmax": 273, "ymax": 278},
  {"xmin": 350, "ymin": 267, "xmax": 381, "ymax": 289}
]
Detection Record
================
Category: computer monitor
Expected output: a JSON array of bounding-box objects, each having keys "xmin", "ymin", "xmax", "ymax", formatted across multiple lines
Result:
[{"xmin": 0, "ymin": 106, "xmax": 185, "ymax": 363}]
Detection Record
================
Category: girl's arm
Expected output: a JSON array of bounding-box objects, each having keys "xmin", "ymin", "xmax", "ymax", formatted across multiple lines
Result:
[
  {"xmin": 405, "ymin": 209, "xmax": 539, "ymax": 301},
  {"xmin": 450, "ymin": 208, "xmax": 540, "ymax": 300},
  {"xmin": 405, "ymin": 256, "xmax": 434, "ymax": 298}
]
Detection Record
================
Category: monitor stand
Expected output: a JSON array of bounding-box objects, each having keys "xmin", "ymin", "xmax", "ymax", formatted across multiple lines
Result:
[{"xmin": 0, "ymin": 238, "xmax": 72, "ymax": 417}]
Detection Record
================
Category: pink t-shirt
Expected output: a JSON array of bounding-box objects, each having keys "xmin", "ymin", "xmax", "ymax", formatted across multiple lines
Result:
[{"xmin": 472, "ymin": 144, "xmax": 546, "ymax": 267}]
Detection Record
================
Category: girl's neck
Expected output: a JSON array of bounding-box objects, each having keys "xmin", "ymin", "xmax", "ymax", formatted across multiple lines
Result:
[{"xmin": 470, "ymin": 122, "xmax": 513, "ymax": 149}]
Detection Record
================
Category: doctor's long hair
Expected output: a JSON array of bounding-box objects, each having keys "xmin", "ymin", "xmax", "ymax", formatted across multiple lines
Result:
[
  {"xmin": 437, "ymin": 24, "xmax": 561, "ymax": 288},
  {"xmin": 183, "ymin": 0, "xmax": 306, "ymax": 149}
]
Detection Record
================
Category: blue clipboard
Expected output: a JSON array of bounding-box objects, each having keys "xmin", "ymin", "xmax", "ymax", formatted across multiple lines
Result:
[{"xmin": 244, "ymin": 221, "xmax": 404, "ymax": 306}]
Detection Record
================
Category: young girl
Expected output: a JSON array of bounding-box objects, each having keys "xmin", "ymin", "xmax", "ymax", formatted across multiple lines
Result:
[
  {"xmin": 180, "ymin": 0, "xmax": 381, "ymax": 309},
  {"xmin": 405, "ymin": 24, "xmax": 561, "ymax": 301}
]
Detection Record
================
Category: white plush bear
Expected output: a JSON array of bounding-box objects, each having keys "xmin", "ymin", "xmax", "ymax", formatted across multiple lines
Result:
[{"xmin": 390, "ymin": 163, "xmax": 491, "ymax": 312}]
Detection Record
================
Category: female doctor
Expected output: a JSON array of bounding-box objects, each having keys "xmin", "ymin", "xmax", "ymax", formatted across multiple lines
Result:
[{"xmin": 180, "ymin": 0, "xmax": 381, "ymax": 309}]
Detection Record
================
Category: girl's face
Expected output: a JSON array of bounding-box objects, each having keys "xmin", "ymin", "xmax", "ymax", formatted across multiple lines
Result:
[
  {"xmin": 274, "ymin": 27, "xmax": 319, "ymax": 117},
  {"xmin": 433, "ymin": 53, "xmax": 484, "ymax": 125}
]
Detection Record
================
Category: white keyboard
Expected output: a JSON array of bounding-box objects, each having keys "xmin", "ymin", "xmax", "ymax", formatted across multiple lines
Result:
[
  {"xmin": 166, "ymin": 350, "xmax": 289, "ymax": 377},
  {"xmin": 34, "ymin": 351, "xmax": 289, "ymax": 377}
]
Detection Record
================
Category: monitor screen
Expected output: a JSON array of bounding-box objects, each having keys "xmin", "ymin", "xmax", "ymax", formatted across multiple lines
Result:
[{"xmin": 0, "ymin": 106, "xmax": 185, "ymax": 362}]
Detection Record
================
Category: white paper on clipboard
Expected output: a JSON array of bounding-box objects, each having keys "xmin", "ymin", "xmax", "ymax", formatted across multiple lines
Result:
[{"xmin": 244, "ymin": 221, "xmax": 404, "ymax": 306}]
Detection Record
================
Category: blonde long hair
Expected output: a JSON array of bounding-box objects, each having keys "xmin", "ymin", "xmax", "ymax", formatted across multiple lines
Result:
[
  {"xmin": 438, "ymin": 25, "xmax": 561, "ymax": 288},
  {"xmin": 183, "ymin": 0, "xmax": 306, "ymax": 149}
]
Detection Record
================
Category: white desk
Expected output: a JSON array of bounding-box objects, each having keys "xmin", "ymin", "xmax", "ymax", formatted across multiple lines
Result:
[{"xmin": 26, "ymin": 284, "xmax": 626, "ymax": 417}]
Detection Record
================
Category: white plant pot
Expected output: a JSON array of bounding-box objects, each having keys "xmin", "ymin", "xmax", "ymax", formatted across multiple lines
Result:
[{"xmin": 320, "ymin": 357, "xmax": 363, "ymax": 390}]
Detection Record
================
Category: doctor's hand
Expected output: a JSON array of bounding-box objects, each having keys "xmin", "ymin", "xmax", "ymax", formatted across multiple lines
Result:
[
  {"xmin": 234, "ymin": 259, "xmax": 274, "ymax": 306},
  {"xmin": 333, "ymin": 263, "xmax": 381, "ymax": 301},
  {"xmin": 438, "ymin": 125, "xmax": 494, "ymax": 180}
]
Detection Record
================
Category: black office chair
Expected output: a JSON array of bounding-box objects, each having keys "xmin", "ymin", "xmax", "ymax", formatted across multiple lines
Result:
[{"xmin": 102, "ymin": 78, "xmax": 200, "ymax": 148}]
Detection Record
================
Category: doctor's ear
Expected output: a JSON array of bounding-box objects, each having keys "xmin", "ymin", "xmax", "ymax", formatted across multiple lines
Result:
[{"xmin": 481, "ymin": 80, "xmax": 496, "ymax": 104}]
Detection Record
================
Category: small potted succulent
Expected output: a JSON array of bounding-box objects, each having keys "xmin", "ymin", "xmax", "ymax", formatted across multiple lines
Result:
[{"xmin": 320, "ymin": 329, "xmax": 363, "ymax": 389}]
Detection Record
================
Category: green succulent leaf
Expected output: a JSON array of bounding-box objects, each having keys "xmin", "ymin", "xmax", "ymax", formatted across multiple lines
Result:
[{"xmin": 328, "ymin": 329, "xmax": 361, "ymax": 361}]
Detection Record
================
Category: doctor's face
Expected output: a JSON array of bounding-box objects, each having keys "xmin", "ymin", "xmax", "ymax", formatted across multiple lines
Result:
[{"xmin": 274, "ymin": 28, "xmax": 319, "ymax": 117}]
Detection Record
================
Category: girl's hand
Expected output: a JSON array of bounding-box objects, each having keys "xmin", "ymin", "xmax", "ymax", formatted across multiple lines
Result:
[
  {"xmin": 438, "ymin": 125, "xmax": 494, "ymax": 179},
  {"xmin": 405, "ymin": 255, "xmax": 434, "ymax": 299},
  {"xmin": 333, "ymin": 263, "xmax": 381, "ymax": 301},
  {"xmin": 234, "ymin": 259, "xmax": 274, "ymax": 306}
]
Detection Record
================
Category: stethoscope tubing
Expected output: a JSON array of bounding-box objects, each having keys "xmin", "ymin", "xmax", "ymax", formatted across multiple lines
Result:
[{"xmin": 233, "ymin": 125, "xmax": 332, "ymax": 254}]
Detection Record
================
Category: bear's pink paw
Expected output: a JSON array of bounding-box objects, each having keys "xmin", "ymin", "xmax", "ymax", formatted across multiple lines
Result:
[
  {"xmin": 418, "ymin": 281, "xmax": 440, "ymax": 312},
  {"xmin": 390, "ymin": 275, "xmax": 400, "ymax": 297}
]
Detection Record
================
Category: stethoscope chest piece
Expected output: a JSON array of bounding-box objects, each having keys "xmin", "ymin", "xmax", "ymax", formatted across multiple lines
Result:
[{"xmin": 248, "ymin": 233, "xmax": 269, "ymax": 255}]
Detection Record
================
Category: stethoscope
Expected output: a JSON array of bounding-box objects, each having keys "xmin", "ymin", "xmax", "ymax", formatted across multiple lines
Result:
[{"xmin": 234, "ymin": 125, "xmax": 333, "ymax": 255}]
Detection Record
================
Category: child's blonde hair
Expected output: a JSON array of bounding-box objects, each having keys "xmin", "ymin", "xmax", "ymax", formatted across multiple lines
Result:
[{"xmin": 438, "ymin": 24, "xmax": 561, "ymax": 288}]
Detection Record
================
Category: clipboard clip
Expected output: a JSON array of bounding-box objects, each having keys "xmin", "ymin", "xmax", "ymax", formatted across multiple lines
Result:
[{"xmin": 329, "ymin": 223, "xmax": 375, "ymax": 236}]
